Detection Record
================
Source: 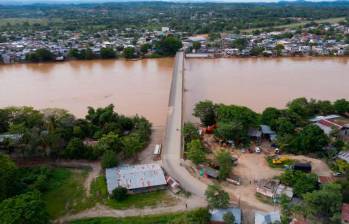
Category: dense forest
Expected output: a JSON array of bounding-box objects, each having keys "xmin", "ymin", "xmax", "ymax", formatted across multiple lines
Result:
[{"xmin": 1, "ymin": 2, "xmax": 349, "ymax": 33}]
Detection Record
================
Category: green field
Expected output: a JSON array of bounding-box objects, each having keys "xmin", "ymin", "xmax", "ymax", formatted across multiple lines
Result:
[
  {"xmin": 242, "ymin": 17, "xmax": 346, "ymax": 33},
  {"xmin": 69, "ymin": 208, "xmax": 210, "ymax": 224},
  {"xmin": 43, "ymin": 168, "xmax": 95, "ymax": 219}
]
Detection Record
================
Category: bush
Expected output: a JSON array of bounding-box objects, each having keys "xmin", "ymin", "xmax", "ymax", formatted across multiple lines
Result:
[
  {"xmin": 112, "ymin": 187, "xmax": 128, "ymax": 201},
  {"xmin": 101, "ymin": 150, "xmax": 119, "ymax": 169}
]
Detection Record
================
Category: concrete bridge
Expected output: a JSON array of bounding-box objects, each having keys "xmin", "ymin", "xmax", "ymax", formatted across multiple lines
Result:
[{"xmin": 162, "ymin": 52, "xmax": 207, "ymax": 197}]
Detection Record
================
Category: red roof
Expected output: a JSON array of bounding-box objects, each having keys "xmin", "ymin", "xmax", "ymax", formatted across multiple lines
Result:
[
  {"xmin": 318, "ymin": 119, "xmax": 343, "ymax": 129},
  {"xmin": 318, "ymin": 176, "xmax": 336, "ymax": 184},
  {"xmin": 342, "ymin": 203, "xmax": 349, "ymax": 222}
]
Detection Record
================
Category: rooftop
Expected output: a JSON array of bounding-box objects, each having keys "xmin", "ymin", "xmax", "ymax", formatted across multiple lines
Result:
[{"xmin": 105, "ymin": 163, "xmax": 167, "ymax": 194}]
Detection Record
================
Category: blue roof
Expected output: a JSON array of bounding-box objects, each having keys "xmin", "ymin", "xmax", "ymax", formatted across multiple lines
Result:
[{"xmin": 210, "ymin": 207, "xmax": 242, "ymax": 224}]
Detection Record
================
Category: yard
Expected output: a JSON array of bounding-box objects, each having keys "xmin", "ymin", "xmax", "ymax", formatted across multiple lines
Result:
[{"xmin": 90, "ymin": 176, "xmax": 178, "ymax": 210}]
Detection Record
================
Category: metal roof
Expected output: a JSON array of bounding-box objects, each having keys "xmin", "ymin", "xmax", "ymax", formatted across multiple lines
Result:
[
  {"xmin": 338, "ymin": 151, "xmax": 349, "ymax": 163},
  {"xmin": 105, "ymin": 163, "xmax": 167, "ymax": 194},
  {"xmin": 255, "ymin": 211, "xmax": 281, "ymax": 224},
  {"xmin": 260, "ymin": 125, "xmax": 276, "ymax": 135}
]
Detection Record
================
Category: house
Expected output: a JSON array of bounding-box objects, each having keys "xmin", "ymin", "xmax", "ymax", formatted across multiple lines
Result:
[
  {"xmin": 260, "ymin": 125, "xmax": 277, "ymax": 141},
  {"xmin": 105, "ymin": 163, "xmax": 167, "ymax": 194},
  {"xmin": 310, "ymin": 115, "xmax": 349, "ymax": 137},
  {"xmin": 342, "ymin": 203, "xmax": 349, "ymax": 224},
  {"xmin": 0, "ymin": 134, "xmax": 23, "ymax": 143},
  {"xmin": 203, "ymin": 167, "xmax": 219, "ymax": 179},
  {"xmin": 256, "ymin": 179, "xmax": 279, "ymax": 198},
  {"xmin": 255, "ymin": 211, "xmax": 281, "ymax": 224},
  {"xmin": 338, "ymin": 151, "xmax": 349, "ymax": 164},
  {"xmin": 210, "ymin": 207, "xmax": 242, "ymax": 224},
  {"xmin": 318, "ymin": 176, "xmax": 336, "ymax": 185},
  {"xmin": 275, "ymin": 184, "xmax": 293, "ymax": 199}
]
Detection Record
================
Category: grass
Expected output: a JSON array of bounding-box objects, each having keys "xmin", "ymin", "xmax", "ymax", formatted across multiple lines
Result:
[
  {"xmin": 242, "ymin": 17, "xmax": 346, "ymax": 33},
  {"xmin": 266, "ymin": 156, "xmax": 295, "ymax": 169},
  {"xmin": 0, "ymin": 18, "xmax": 48, "ymax": 26},
  {"xmin": 69, "ymin": 209, "xmax": 208, "ymax": 224},
  {"xmin": 90, "ymin": 176, "xmax": 177, "ymax": 210},
  {"xmin": 42, "ymin": 168, "xmax": 95, "ymax": 219}
]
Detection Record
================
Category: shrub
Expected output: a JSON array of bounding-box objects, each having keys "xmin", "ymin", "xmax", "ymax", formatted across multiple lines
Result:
[
  {"xmin": 101, "ymin": 150, "xmax": 119, "ymax": 169},
  {"xmin": 111, "ymin": 187, "xmax": 128, "ymax": 201}
]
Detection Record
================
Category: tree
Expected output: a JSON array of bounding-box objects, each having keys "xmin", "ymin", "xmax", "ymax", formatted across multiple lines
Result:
[
  {"xmin": 215, "ymin": 150, "xmax": 233, "ymax": 180},
  {"xmin": 223, "ymin": 212, "xmax": 236, "ymax": 224},
  {"xmin": 186, "ymin": 139, "xmax": 206, "ymax": 164},
  {"xmin": 0, "ymin": 154, "xmax": 18, "ymax": 201},
  {"xmin": 274, "ymin": 44, "xmax": 284, "ymax": 56},
  {"xmin": 214, "ymin": 121, "xmax": 247, "ymax": 145},
  {"xmin": 100, "ymin": 48, "xmax": 117, "ymax": 59},
  {"xmin": 250, "ymin": 46, "xmax": 264, "ymax": 56},
  {"xmin": 302, "ymin": 184, "xmax": 342, "ymax": 223},
  {"xmin": 289, "ymin": 124, "xmax": 329, "ymax": 154},
  {"xmin": 0, "ymin": 191, "xmax": 49, "ymax": 224},
  {"xmin": 140, "ymin": 43, "xmax": 151, "ymax": 54},
  {"xmin": 231, "ymin": 38, "xmax": 248, "ymax": 50},
  {"xmin": 123, "ymin": 47, "xmax": 136, "ymax": 59},
  {"xmin": 193, "ymin": 100, "xmax": 216, "ymax": 126},
  {"xmin": 205, "ymin": 184, "xmax": 230, "ymax": 208},
  {"xmin": 287, "ymin": 97, "xmax": 312, "ymax": 118},
  {"xmin": 101, "ymin": 150, "xmax": 119, "ymax": 169},
  {"xmin": 182, "ymin": 122, "xmax": 200, "ymax": 145},
  {"xmin": 26, "ymin": 48, "xmax": 54, "ymax": 62},
  {"xmin": 112, "ymin": 186, "xmax": 128, "ymax": 201},
  {"xmin": 261, "ymin": 107, "xmax": 282, "ymax": 126},
  {"xmin": 279, "ymin": 170, "xmax": 318, "ymax": 197},
  {"xmin": 334, "ymin": 99, "xmax": 349, "ymax": 115},
  {"xmin": 94, "ymin": 132, "xmax": 124, "ymax": 156},
  {"xmin": 64, "ymin": 138, "xmax": 85, "ymax": 159},
  {"xmin": 156, "ymin": 36, "xmax": 182, "ymax": 56}
]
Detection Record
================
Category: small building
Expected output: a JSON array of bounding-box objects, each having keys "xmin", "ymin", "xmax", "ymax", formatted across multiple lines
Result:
[
  {"xmin": 166, "ymin": 176, "xmax": 181, "ymax": 194},
  {"xmin": 203, "ymin": 167, "xmax": 219, "ymax": 179},
  {"xmin": 293, "ymin": 162, "xmax": 312, "ymax": 173},
  {"xmin": 0, "ymin": 133, "xmax": 23, "ymax": 143},
  {"xmin": 255, "ymin": 211, "xmax": 281, "ymax": 224},
  {"xmin": 310, "ymin": 115, "xmax": 349, "ymax": 137},
  {"xmin": 318, "ymin": 176, "xmax": 336, "ymax": 185},
  {"xmin": 256, "ymin": 179, "xmax": 279, "ymax": 198},
  {"xmin": 338, "ymin": 151, "xmax": 349, "ymax": 164},
  {"xmin": 275, "ymin": 184, "xmax": 293, "ymax": 199},
  {"xmin": 105, "ymin": 163, "xmax": 167, "ymax": 194},
  {"xmin": 210, "ymin": 207, "xmax": 242, "ymax": 224},
  {"xmin": 342, "ymin": 203, "xmax": 349, "ymax": 224},
  {"xmin": 260, "ymin": 125, "xmax": 277, "ymax": 142}
]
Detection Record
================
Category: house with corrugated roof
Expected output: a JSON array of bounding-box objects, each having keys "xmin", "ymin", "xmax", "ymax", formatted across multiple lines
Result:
[{"xmin": 105, "ymin": 163, "xmax": 167, "ymax": 194}]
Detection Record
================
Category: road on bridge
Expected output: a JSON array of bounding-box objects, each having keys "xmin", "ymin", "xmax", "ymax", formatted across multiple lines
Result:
[{"xmin": 162, "ymin": 52, "xmax": 207, "ymax": 198}]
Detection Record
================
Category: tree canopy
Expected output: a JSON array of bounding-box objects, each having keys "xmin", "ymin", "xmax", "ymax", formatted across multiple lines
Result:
[{"xmin": 205, "ymin": 184, "xmax": 230, "ymax": 209}]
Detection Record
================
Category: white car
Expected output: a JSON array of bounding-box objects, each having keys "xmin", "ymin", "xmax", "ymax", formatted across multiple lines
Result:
[{"xmin": 255, "ymin": 147, "xmax": 261, "ymax": 153}]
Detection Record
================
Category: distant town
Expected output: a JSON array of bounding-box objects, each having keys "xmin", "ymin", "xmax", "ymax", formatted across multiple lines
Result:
[{"xmin": 1, "ymin": 20, "xmax": 349, "ymax": 64}]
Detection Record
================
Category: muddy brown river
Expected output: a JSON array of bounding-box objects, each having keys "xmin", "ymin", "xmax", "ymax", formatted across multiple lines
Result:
[
  {"xmin": 1, "ymin": 57, "xmax": 349, "ymax": 126},
  {"xmin": 0, "ymin": 59, "xmax": 174, "ymax": 126},
  {"xmin": 184, "ymin": 57, "xmax": 349, "ymax": 121}
]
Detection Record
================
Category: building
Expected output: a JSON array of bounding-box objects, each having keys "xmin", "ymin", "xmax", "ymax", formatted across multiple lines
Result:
[
  {"xmin": 255, "ymin": 211, "xmax": 281, "ymax": 224},
  {"xmin": 105, "ymin": 163, "xmax": 167, "ymax": 194},
  {"xmin": 210, "ymin": 207, "xmax": 242, "ymax": 224},
  {"xmin": 338, "ymin": 151, "xmax": 349, "ymax": 164},
  {"xmin": 256, "ymin": 179, "xmax": 279, "ymax": 198},
  {"xmin": 342, "ymin": 203, "xmax": 349, "ymax": 224},
  {"xmin": 310, "ymin": 115, "xmax": 349, "ymax": 137}
]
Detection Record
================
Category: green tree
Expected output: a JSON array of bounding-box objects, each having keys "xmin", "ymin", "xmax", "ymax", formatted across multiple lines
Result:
[
  {"xmin": 0, "ymin": 154, "xmax": 18, "ymax": 201},
  {"xmin": 214, "ymin": 121, "xmax": 247, "ymax": 145},
  {"xmin": 289, "ymin": 124, "xmax": 329, "ymax": 154},
  {"xmin": 279, "ymin": 170, "xmax": 318, "ymax": 197},
  {"xmin": 64, "ymin": 138, "xmax": 85, "ymax": 159},
  {"xmin": 215, "ymin": 150, "xmax": 233, "ymax": 180},
  {"xmin": 231, "ymin": 38, "xmax": 248, "ymax": 50},
  {"xmin": 302, "ymin": 184, "xmax": 342, "ymax": 224},
  {"xmin": 26, "ymin": 48, "xmax": 54, "ymax": 62},
  {"xmin": 287, "ymin": 97, "xmax": 312, "ymax": 118},
  {"xmin": 156, "ymin": 36, "xmax": 182, "ymax": 56},
  {"xmin": 205, "ymin": 184, "xmax": 230, "ymax": 208},
  {"xmin": 261, "ymin": 107, "xmax": 282, "ymax": 126},
  {"xmin": 223, "ymin": 211, "xmax": 235, "ymax": 224},
  {"xmin": 94, "ymin": 132, "xmax": 124, "ymax": 156},
  {"xmin": 182, "ymin": 122, "xmax": 200, "ymax": 145},
  {"xmin": 100, "ymin": 48, "xmax": 117, "ymax": 59},
  {"xmin": 140, "ymin": 43, "xmax": 151, "ymax": 54},
  {"xmin": 123, "ymin": 47, "xmax": 136, "ymax": 59},
  {"xmin": 112, "ymin": 186, "xmax": 128, "ymax": 201},
  {"xmin": 101, "ymin": 150, "xmax": 119, "ymax": 169},
  {"xmin": 186, "ymin": 139, "xmax": 206, "ymax": 164},
  {"xmin": 0, "ymin": 191, "xmax": 49, "ymax": 224},
  {"xmin": 334, "ymin": 99, "xmax": 349, "ymax": 115},
  {"xmin": 193, "ymin": 100, "xmax": 216, "ymax": 126}
]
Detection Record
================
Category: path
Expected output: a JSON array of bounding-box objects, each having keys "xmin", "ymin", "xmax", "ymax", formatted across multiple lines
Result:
[{"xmin": 56, "ymin": 194, "xmax": 206, "ymax": 223}]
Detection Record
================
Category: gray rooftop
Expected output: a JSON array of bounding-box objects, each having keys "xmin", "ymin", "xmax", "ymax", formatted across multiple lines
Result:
[
  {"xmin": 338, "ymin": 151, "xmax": 349, "ymax": 163},
  {"xmin": 255, "ymin": 211, "xmax": 281, "ymax": 224},
  {"xmin": 105, "ymin": 163, "xmax": 167, "ymax": 194}
]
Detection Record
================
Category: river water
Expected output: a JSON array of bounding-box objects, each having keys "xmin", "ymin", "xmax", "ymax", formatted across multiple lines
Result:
[
  {"xmin": 0, "ymin": 59, "xmax": 174, "ymax": 126},
  {"xmin": 184, "ymin": 57, "xmax": 349, "ymax": 121},
  {"xmin": 1, "ymin": 57, "xmax": 349, "ymax": 126}
]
